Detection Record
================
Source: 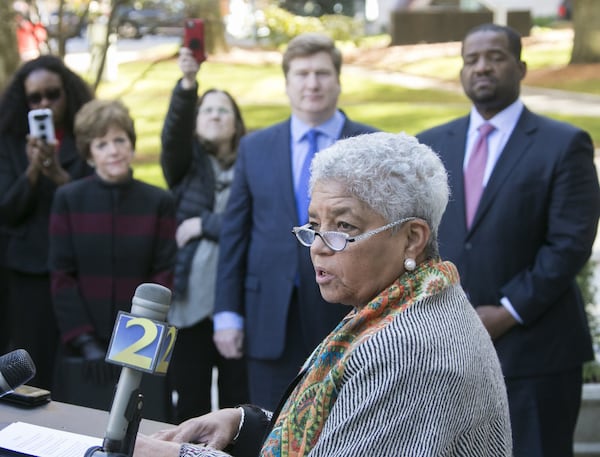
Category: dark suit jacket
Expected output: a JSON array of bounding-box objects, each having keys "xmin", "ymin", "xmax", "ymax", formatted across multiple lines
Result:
[
  {"xmin": 417, "ymin": 107, "xmax": 600, "ymax": 378},
  {"xmin": 215, "ymin": 116, "xmax": 377, "ymax": 359}
]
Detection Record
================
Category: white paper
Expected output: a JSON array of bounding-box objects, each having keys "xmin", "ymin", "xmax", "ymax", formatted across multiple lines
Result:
[{"xmin": 0, "ymin": 421, "xmax": 102, "ymax": 457}]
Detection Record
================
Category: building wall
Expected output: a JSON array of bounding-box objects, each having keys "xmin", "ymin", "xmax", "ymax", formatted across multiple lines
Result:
[{"xmin": 370, "ymin": 0, "xmax": 560, "ymax": 34}]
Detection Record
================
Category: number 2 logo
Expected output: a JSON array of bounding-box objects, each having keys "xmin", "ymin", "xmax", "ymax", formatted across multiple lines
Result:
[
  {"xmin": 156, "ymin": 326, "xmax": 177, "ymax": 374},
  {"xmin": 110, "ymin": 316, "xmax": 176, "ymax": 372}
]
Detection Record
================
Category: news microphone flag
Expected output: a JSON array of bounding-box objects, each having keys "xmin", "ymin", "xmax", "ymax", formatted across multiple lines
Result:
[
  {"xmin": 86, "ymin": 283, "xmax": 177, "ymax": 457},
  {"xmin": 106, "ymin": 311, "xmax": 176, "ymax": 374}
]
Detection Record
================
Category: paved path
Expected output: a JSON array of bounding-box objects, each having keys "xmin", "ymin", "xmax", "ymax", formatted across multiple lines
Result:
[{"xmin": 344, "ymin": 65, "xmax": 600, "ymax": 117}]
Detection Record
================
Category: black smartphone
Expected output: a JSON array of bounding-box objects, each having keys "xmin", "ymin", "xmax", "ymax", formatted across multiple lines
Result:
[
  {"xmin": 183, "ymin": 18, "xmax": 206, "ymax": 64},
  {"xmin": 0, "ymin": 385, "xmax": 51, "ymax": 407},
  {"xmin": 27, "ymin": 108, "xmax": 56, "ymax": 143}
]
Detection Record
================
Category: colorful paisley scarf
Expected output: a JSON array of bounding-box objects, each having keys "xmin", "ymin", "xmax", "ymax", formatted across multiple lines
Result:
[{"xmin": 260, "ymin": 258, "xmax": 460, "ymax": 457}]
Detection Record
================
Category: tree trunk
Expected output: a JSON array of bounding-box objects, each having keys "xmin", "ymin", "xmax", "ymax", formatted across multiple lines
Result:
[
  {"xmin": 56, "ymin": 0, "xmax": 67, "ymax": 58},
  {"xmin": 90, "ymin": 0, "xmax": 127, "ymax": 92},
  {"xmin": 186, "ymin": 0, "xmax": 228, "ymax": 55},
  {"xmin": 0, "ymin": 2, "xmax": 20, "ymax": 92},
  {"xmin": 570, "ymin": 0, "xmax": 600, "ymax": 64}
]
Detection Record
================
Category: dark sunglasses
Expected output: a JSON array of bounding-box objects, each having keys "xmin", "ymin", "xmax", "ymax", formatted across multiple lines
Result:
[{"xmin": 26, "ymin": 88, "xmax": 62, "ymax": 105}]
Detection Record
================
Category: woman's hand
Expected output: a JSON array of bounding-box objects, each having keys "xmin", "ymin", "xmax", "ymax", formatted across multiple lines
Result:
[
  {"xmin": 26, "ymin": 135, "xmax": 53, "ymax": 171},
  {"xmin": 176, "ymin": 217, "xmax": 202, "ymax": 247},
  {"xmin": 133, "ymin": 433, "xmax": 180, "ymax": 457},
  {"xmin": 26, "ymin": 136, "xmax": 71, "ymax": 186},
  {"xmin": 148, "ymin": 408, "xmax": 242, "ymax": 450},
  {"xmin": 178, "ymin": 47, "xmax": 200, "ymax": 90}
]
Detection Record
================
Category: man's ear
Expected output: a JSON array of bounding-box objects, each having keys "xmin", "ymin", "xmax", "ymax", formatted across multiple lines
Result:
[{"xmin": 519, "ymin": 60, "xmax": 527, "ymax": 80}]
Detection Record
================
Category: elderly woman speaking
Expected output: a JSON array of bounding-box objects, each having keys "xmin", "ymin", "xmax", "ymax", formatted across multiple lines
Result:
[{"xmin": 133, "ymin": 132, "xmax": 512, "ymax": 457}]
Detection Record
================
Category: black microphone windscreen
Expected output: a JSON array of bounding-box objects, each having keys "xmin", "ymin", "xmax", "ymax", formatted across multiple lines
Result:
[{"xmin": 0, "ymin": 349, "xmax": 36, "ymax": 390}]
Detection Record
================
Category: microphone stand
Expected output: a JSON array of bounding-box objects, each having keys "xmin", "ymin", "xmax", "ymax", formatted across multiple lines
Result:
[
  {"xmin": 85, "ymin": 389, "xmax": 144, "ymax": 457},
  {"xmin": 85, "ymin": 283, "xmax": 174, "ymax": 457}
]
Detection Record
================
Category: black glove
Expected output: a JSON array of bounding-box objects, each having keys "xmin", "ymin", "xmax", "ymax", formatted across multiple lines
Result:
[
  {"xmin": 78, "ymin": 335, "xmax": 105, "ymax": 360},
  {"xmin": 72, "ymin": 334, "xmax": 117, "ymax": 385}
]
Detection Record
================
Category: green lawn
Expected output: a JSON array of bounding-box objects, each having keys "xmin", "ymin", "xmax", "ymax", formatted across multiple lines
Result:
[
  {"xmin": 96, "ymin": 36, "xmax": 599, "ymax": 189},
  {"xmin": 398, "ymin": 44, "xmax": 573, "ymax": 82}
]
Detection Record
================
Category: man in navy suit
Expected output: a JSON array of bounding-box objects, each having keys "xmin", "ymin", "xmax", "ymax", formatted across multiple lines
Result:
[
  {"xmin": 417, "ymin": 23, "xmax": 600, "ymax": 456},
  {"xmin": 213, "ymin": 33, "xmax": 377, "ymax": 410}
]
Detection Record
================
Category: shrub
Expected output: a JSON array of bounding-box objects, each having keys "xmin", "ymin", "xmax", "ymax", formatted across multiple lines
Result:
[
  {"xmin": 578, "ymin": 259, "xmax": 600, "ymax": 382},
  {"xmin": 257, "ymin": 5, "xmax": 363, "ymax": 47}
]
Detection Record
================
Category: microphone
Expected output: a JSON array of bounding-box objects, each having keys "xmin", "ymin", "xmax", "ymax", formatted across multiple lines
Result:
[
  {"xmin": 0, "ymin": 349, "xmax": 36, "ymax": 397},
  {"xmin": 86, "ymin": 283, "xmax": 174, "ymax": 457}
]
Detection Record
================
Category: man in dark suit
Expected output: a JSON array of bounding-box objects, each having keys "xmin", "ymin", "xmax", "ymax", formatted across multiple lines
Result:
[
  {"xmin": 417, "ymin": 23, "xmax": 600, "ymax": 456},
  {"xmin": 213, "ymin": 33, "xmax": 377, "ymax": 410}
]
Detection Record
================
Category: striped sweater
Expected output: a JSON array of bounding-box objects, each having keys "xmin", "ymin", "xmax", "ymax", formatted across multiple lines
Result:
[
  {"xmin": 49, "ymin": 172, "xmax": 176, "ymax": 345},
  {"xmin": 182, "ymin": 282, "xmax": 512, "ymax": 457}
]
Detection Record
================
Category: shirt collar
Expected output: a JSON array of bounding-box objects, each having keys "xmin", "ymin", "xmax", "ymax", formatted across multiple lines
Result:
[
  {"xmin": 290, "ymin": 110, "xmax": 345, "ymax": 143},
  {"xmin": 468, "ymin": 99, "xmax": 524, "ymax": 136}
]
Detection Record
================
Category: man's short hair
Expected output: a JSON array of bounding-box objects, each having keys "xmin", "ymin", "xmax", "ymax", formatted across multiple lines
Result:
[{"xmin": 282, "ymin": 33, "xmax": 342, "ymax": 77}]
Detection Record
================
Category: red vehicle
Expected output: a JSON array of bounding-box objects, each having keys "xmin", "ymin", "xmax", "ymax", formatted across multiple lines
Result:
[
  {"xmin": 14, "ymin": 2, "xmax": 47, "ymax": 61},
  {"xmin": 558, "ymin": 0, "xmax": 573, "ymax": 20}
]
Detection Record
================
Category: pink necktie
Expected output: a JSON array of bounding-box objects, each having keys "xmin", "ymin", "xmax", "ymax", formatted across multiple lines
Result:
[{"xmin": 464, "ymin": 123, "xmax": 495, "ymax": 228}]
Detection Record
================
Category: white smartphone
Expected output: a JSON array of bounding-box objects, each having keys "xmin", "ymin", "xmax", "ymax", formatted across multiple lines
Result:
[{"xmin": 28, "ymin": 108, "xmax": 56, "ymax": 143}]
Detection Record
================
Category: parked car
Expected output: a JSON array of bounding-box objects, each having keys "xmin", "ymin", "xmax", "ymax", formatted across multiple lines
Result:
[
  {"xmin": 278, "ymin": 0, "xmax": 355, "ymax": 17},
  {"xmin": 46, "ymin": 9, "xmax": 86, "ymax": 39},
  {"xmin": 113, "ymin": 3, "xmax": 185, "ymax": 39}
]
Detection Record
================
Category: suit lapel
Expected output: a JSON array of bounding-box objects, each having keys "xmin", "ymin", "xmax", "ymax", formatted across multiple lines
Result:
[
  {"xmin": 272, "ymin": 119, "xmax": 298, "ymax": 223},
  {"xmin": 444, "ymin": 117, "xmax": 470, "ymax": 235},
  {"xmin": 470, "ymin": 108, "xmax": 536, "ymax": 231}
]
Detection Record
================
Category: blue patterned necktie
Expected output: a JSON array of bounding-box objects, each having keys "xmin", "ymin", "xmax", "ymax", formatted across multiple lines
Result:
[{"xmin": 296, "ymin": 129, "xmax": 319, "ymax": 224}]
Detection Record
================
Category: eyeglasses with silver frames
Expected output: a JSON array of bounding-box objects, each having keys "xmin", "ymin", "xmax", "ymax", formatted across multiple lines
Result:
[{"xmin": 292, "ymin": 217, "xmax": 417, "ymax": 252}]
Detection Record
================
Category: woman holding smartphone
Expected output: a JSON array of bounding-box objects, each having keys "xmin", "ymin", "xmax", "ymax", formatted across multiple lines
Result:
[{"xmin": 0, "ymin": 55, "xmax": 94, "ymax": 390}]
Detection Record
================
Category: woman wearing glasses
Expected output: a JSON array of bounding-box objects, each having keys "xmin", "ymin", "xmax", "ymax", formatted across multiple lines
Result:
[
  {"xmin": 133, "ymin": 132, "xmax": 512, "ymax": 457},
  {"xmin": 0, "ymin": 55, "xmax": 93, "ymax": 389},
  {"xmin": 161, "ymin": 47, "xmax": 249, "ymax": 424}
]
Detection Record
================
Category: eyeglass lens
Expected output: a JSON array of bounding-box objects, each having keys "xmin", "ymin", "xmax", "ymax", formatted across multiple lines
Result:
[
  {"xmin": 321, "ymin": 232, "xmax": 347, "ymax": 250},
  {"xmin": 296, "ymin": 228, "xmax": 315, "ymax": 246},
  {"xmin": 26, "ymin": 88, "xmax": 62, "ymax": 105},
  {"xmin": 296, "ymin": 228, "xmax": 347, "ymax": 251}
]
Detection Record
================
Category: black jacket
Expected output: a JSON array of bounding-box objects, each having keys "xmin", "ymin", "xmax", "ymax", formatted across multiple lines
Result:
[
  {"xmin": 161, "ymin": 81, "xmax": 227, "ymax": 297},
  {"xmin": 0, "ymin": 133, "xmax": 92, "ymax": 273}
]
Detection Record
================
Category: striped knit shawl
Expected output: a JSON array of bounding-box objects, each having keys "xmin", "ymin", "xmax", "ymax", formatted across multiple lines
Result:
[{"xmin": 260, "ymin": 258, "xmax": 460, "ymax": 457}]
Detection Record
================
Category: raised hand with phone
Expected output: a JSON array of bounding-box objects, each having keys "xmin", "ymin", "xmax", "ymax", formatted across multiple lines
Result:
[
  {"xmin": 26, "ymin": 107, "xmax": 68, "ymax": 185},
  {"xmin": 183, "ymin": 18, "xmax": 206, "ymax": 65},
  {"xmin": 178, "ymin": 47, "xmax": 202, "ymax": 90},
  {"xmin": 179, "ymin": 18, "xmax": 205, "ymax": 91}
]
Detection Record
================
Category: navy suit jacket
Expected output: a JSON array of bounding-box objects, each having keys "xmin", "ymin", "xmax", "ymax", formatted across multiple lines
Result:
[
  {"xmin": 418, "ymin": 107, "xmax": 600, "ymax": 377},
  {"xmin": 215, "ymin": 116, "xmax": 377, "ymax": 359}
]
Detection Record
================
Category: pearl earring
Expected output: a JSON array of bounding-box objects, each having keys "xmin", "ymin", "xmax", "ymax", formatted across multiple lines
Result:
[{"xmin": 404, "ymin": 258, "xmax": 416, "ymax": 271}]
